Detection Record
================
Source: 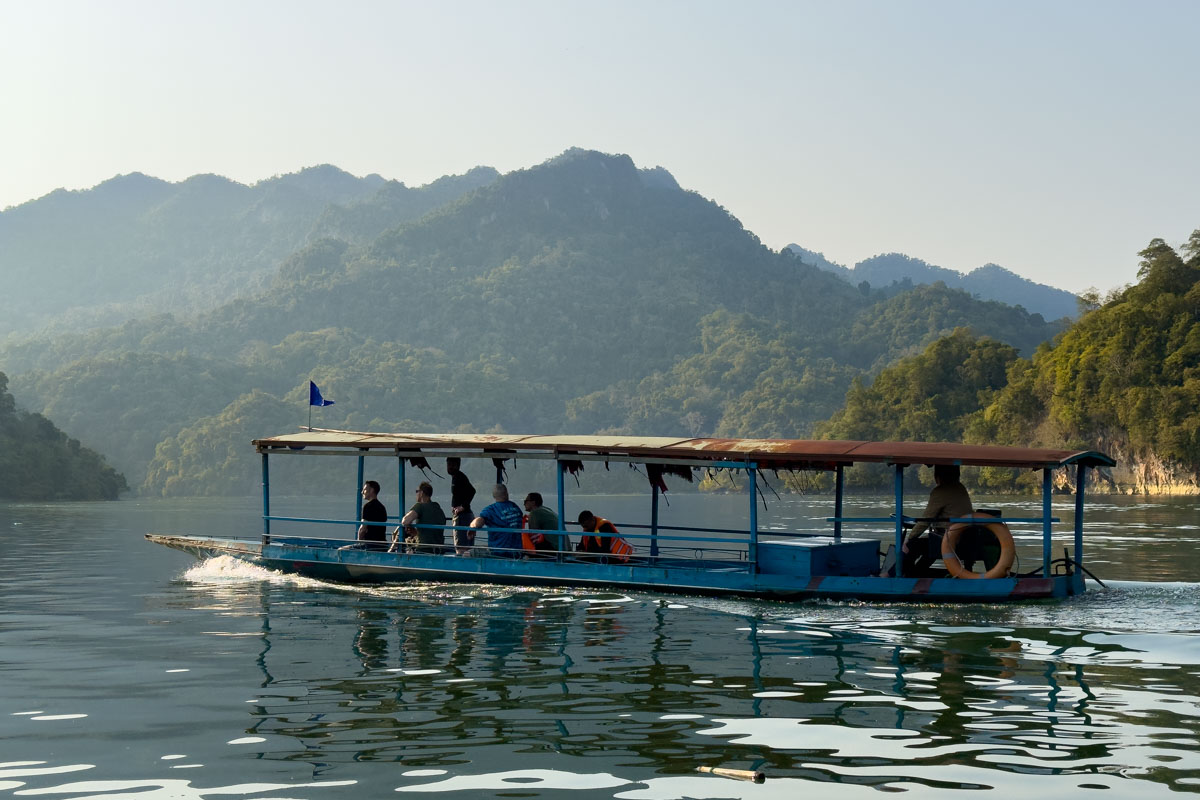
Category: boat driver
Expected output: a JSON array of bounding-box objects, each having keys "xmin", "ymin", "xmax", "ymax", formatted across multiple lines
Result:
[{"xmin": 901, "ymin": 464, "xmax": 972, "ymax": 575}]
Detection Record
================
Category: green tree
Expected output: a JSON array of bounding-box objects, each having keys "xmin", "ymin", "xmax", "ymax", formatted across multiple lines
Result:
[
  {"xmin": 816, "ymin": 330, "xmax": 1021, "ymax": 487},
  {"xmin": 971, "ymin": 230, "xmax": 1200, "ymax": 481},
  {"xmin": 0, "ymin": 371, "xmax": 128, "ymax": 500}
]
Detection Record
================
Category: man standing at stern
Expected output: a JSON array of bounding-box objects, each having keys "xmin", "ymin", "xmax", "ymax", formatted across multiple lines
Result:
[{"xmin": 447, "ymin": 457, "xmax": 477, "ymax": 555}]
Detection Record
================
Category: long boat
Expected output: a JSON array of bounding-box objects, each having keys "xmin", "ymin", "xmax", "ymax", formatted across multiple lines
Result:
[{"xmin": 146, "ymin": 430, "xmax": 1115, "ymax": 602}]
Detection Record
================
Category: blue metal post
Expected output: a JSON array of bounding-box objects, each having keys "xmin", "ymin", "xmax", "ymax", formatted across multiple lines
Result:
[
  {"xmin": 894, "ymin": 465, "xmax": 905, "ymax": 577},
  {"xmin": 357, "ymin": 455, "xmax": 365, "ymax": 526},
  {"xmin": 748, "ymin": 464, "xmax": 758, "ymax": 568},
  {"xmin": 650, "ymin": 485, "xmax": 660, "ymax": 558},
  {"xmin": 556, "ymin": 460, "xmax": 566, "ymax": 527},
  {"xmin": 1074, "ymin": 465, "xmax": 1087, "ymax": 575},
  {"xmin": 556, "ymin": 460, "xmax": 567, "ymax": 561},
  {"xmin": 1042, "ymin": 468, "xmax": 1053, "ymax": 577},
  {"xmin": 834, "ymin": 465, "xmax": 844, "ymax": 542},
  {"xmin": 261, "ymin": 452, "xmax": 270, "ymax": 536},
  {"xmin": 1080, "ymin": 465, "xmax": 1089, "ymax": 592},
  {"xmin": 397, "ymin": 455, "xmax": 406, "ymax": 523}
]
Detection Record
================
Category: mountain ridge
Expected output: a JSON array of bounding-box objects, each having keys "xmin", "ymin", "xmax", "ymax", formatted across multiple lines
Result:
[
  {"xmin": 3, "ymin": 149, "xmax": 1066, "ymax": 496},
  {"xmin": 787, "ymin": 245, "xmax": 1079, "ymax": 321},
  {"xmin": 0, "ymin": 164, "xmax": 501, "ymax": 337}
]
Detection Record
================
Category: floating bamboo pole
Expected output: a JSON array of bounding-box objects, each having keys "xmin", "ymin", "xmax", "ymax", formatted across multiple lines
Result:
[{"xmin": 696, "ymin": 765, "xmax": 766, "ymax": 783}]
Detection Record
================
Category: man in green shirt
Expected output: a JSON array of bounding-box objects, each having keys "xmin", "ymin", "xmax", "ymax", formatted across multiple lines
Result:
[
  {"xmin": 524, "ymin": 492, "xmax": 568, "ymax": 554},
  {"xmin": 394, "ymin": 481, "xmax": 447, "ymax": 554}
]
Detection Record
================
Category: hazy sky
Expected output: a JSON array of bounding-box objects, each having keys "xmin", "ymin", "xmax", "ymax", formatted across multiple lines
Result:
[{"xmin": 3, "ymin": 0, "xmax": 1197, "ymax": 294}]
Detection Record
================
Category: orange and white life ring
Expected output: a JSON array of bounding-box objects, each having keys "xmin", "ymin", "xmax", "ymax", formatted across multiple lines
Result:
[{"xmin": 941, "ymin": 513, "xmax": 1015, "ymax": 579}]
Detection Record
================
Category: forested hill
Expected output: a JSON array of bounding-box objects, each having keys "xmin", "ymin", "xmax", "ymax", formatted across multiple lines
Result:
[
  {"xmin": 0, "ymin": 372, "xmax": 127, "ymax": 500},
  {"xmin": 0, "ymin": 164, "xmax": 499, "ymax": 337},
  {"xmin": 789, "ymin": 247, "xmax": 1080, "ymax": 322},
  {"xmin": 3, "ymin": 149, "xmax": 1065, "ymax": 496},
  {"xmin": 812, "ymin": 232, "xmax": 1200, "ymax": 493},
  {"xmin": 968, "ymin": 233, "xmax": 1200, "ymax": 492}
]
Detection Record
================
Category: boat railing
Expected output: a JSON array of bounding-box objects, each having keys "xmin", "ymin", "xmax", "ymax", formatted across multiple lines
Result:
[
  {"xmin": 827, "ymin": 515, "xmax": 1062, "ymax": 527},
  {"xmin": 260, "ymin": 514, "xmax": 756, "ymax": 566},
  {"xmin": 615, "ymin": 522, "xmax": 829, "ymax": 540},
  {"xmin": 262, "ymin": 533, "xmax": 751, "ymax": 566},
  {"xmin": 265, "ymin": 515, "xmax": 366, "ymax": 528}
]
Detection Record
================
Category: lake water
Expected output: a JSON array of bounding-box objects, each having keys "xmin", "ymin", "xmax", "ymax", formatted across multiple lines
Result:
[{"xmin": 2, "ymin": 493, "xmax": 1199, "ymax": 798}]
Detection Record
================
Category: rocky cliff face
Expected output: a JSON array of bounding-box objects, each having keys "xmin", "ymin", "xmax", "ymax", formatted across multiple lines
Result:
[
  {"xmin": 1042, "ymin": 436, "xmax": 1199, "ymax": 496},
  {"xmin": 1099, "ymin": 439, "xmax": 1200, "ymax": 495}
]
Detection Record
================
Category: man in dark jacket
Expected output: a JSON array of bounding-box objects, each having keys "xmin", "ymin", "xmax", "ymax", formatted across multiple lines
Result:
[
  {"xmin": 447, "ymin": 457, "xmax": 477, "ymax": 554},
  {"xmin": 356, "ymin": 480, "xmax": 388, "ymax": 550}
]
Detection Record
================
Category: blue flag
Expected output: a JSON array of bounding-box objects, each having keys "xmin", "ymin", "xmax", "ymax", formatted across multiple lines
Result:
[{"xmin": 309, "ymin": 380, "xmax": 335, "ymax": 407}]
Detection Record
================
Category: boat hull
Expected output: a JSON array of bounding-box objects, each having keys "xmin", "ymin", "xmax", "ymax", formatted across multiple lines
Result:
[{"xmin": 146, "ymin": 534, "xmax": 1078, "ymax": 602}]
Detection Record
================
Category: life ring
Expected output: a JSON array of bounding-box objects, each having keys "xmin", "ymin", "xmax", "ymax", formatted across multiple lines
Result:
[{"xmin": 941, "ymin": 513, "xmax": 1015, "ymax": 579}]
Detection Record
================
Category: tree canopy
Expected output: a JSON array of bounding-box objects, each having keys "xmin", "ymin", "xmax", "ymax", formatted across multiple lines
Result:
[
  {"xmin": 966, "ymin": 231, "xmax": 1200, "ymax": 481},
  {"xmin": 0, "ymin": 372, "xmax": 128, "ymax": 500}
]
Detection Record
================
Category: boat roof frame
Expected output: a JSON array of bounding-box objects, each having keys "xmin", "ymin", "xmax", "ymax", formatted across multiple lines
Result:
[{"xmin": 254, "ymin": 429, "xmax": 1115, "ymax": 471}]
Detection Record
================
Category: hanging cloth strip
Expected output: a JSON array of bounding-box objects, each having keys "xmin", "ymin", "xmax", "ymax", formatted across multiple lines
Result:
[
  {"xmin": 645, "ymin": 463, "xmax": 695, "ymax": 494},
  {"xmin": 492, "ymin": 457, "xmax": 509, "ymax": 483},
  {"xmin": 560, "ymin": 459, "xmax": 585, "ymax": 487},
  {"xmin": 406, "ymin": 456, "xmax": 444, "ymax": 480}
]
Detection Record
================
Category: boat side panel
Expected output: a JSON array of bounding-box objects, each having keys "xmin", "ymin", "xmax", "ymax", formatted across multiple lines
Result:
[
  {"xmin": 259, "ymin": 543, "xmax": 1070, "ymax": 601},
  {"xmin": 263, "ymin": 544, "xmax": 761, "ymax": 594},
  {"xmin": 147, "ymin": 534, "xmax": 1073, "ymax": 602}
]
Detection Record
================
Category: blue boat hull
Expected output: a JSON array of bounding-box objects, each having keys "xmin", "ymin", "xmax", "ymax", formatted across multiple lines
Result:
[{"xmin": 146, "ymin": 534, "xmax": 1080, "ymax": 602}]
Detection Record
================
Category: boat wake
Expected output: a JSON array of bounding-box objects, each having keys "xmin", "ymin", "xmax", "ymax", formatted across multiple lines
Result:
[
  {"xmin": 183, "ymin": 555, "xmax": 328, "ymax": 591},
  {"xmin": 181, "ymin": 555, "xmax": 635, "ymax": 606}
]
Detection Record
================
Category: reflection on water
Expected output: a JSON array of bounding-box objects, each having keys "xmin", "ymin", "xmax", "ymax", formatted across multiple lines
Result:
[
  {"xmin": 0, "ymin": 771, "xmax": 357, "ymax": 799},
  {"xmin": 1, "ymin": 495, "xmax": 1199, "ymax": 798},
  {"xmin": 99, "ymin": 560, "xmax": 1200, "ymax": 794}
]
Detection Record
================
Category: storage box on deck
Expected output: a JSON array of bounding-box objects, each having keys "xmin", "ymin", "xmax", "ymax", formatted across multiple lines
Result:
[{"xmin": 757, "ymin": 538, "xmax": 879, "ymax": 577}]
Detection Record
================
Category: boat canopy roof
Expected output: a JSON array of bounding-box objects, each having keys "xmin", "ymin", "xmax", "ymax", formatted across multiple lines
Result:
[{"xmin": 254, "ymin": 429, "xmax": 1115, "ymax": 471}]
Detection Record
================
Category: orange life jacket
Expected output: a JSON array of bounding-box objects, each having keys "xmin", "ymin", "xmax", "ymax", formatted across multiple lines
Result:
[
  {"xmin": 521, "ymin": 514, "xmax": 556, "ymax": 552},
  {"xmin": 581, "ymin": 517, "xmax": 633, "ymax": 562},
  {"xmin": 518, "ymin": 514, "xmax": 538, "ymax": 552}
]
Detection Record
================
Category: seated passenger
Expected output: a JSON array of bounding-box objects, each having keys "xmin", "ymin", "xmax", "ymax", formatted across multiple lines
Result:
[
  {"xmin": 901, "ymin": 464, "xmax": 973, "ymax": 576},
  {"xmin": 342, "ymin": 480, "xmax": 389, "ymax": 551},
  {"xmin": 470, "ymin": 484, "xmax": 524, "ymax": 558},
  {"xmin": 576, "ymin": 510, "xmax": 633, "ymax": 563},
  {"xmin": 523, "ymin": 492, "xmax": 568, "ymax": 555},
  {"xmin": 393, "ymin": 481, "xmax": 447, "ymax": 554}
]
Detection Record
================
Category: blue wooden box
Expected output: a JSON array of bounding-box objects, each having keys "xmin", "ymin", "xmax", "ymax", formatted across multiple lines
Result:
[{"xmin": 758, "ymin": 538, "xmax": 879, "ymax": 577}]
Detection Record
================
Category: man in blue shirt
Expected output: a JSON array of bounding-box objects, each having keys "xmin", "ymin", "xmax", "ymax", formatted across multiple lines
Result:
[{"xmin": 470, "ymin": 484, "xmax": 524, "ymax": 557}]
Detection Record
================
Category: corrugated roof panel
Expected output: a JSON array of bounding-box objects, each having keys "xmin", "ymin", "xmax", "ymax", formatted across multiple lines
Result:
[{"xmin": 253, "ymin": 429, "xmax": 1115, "ymax": 469}]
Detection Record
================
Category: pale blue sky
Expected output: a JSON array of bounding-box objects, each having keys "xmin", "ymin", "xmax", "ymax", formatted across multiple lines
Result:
[{"xmin": 2, "ymin": 0, "xmax": 1197, "ymax": 293}]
